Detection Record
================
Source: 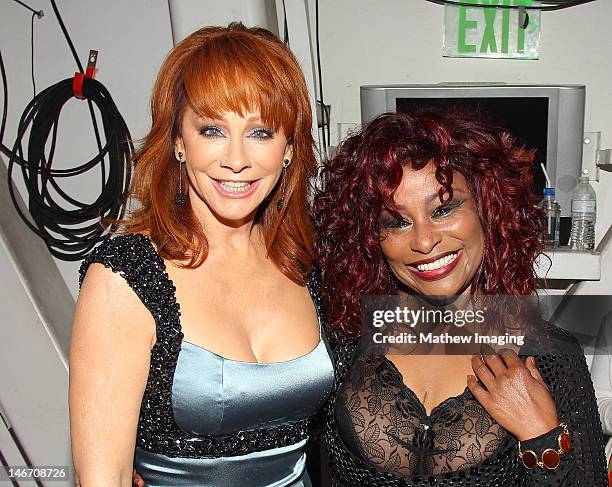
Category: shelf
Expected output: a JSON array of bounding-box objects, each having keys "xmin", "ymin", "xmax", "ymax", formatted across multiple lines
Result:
[{"xmin": 535, "ymin": 247, "xmax": 601, "ymax": 280}]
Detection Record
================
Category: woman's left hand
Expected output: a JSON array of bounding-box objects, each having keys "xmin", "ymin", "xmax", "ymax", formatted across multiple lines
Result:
[{"xmin": 467, "ymin": 352, "xmax": 559, "ymax": 441}]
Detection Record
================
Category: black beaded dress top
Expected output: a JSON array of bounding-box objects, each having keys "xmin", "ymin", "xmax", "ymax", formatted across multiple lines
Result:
[
  {"xmin": 79, "ymin": 233, "xmax": 334, "ymax": 486},
  {"xmin": 323, "ymin": 323, "xmax": 608, "ymax": 486}
]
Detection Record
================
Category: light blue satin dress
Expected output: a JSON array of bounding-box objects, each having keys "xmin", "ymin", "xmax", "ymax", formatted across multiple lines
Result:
[{"xmin": 134, "ymin": 328, "xmax": 333, "ymax": 486}]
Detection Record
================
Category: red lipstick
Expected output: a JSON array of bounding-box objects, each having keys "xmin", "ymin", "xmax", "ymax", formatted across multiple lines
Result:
[{"xmin": 406, "ymin": 249, "xmax": 463, "ymax": 282}]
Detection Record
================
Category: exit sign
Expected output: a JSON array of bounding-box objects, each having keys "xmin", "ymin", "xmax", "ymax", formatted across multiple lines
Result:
[{"xmin": 443, "ymin": 0, "xmax": 541, "ymax": 59}]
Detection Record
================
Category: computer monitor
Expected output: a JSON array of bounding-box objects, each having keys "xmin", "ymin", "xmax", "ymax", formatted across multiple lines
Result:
[{"xmin": 360, "ymin": 84, "xmax": 585, "ymax": 217}]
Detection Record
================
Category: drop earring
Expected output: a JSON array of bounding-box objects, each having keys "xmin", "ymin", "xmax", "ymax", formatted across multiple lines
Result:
[
  {"xmin": 175, "ymin": 151, "xmax": 187, "ymax": 206},
  {"xmin": 276, "ymin": 159, "xmax": 290, "ymax": 211},
  {"xmin": 388, "ymin": 269, "xmax": 398, "ymax": 292}
]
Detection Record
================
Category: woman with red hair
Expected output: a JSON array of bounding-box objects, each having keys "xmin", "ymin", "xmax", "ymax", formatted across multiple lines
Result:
[
  {"xmin": 70, "ymin": 23, "xmax": 333, "ymax": 486},
  {"xmin": 313, "ymin": 111, "xmax": 607, "ymax": 485}
]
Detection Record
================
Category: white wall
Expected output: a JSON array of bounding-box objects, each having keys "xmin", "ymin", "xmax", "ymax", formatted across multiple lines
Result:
[
  {"xmin": 169, "ymin": 0, "xmax": 278, "ymax": 43},
  {"xmin": 0, "ymin": 229, "xmax": 71, "ymax": 484}
]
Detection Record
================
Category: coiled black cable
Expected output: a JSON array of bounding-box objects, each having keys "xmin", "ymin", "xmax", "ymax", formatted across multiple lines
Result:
[
  {"xmin": 4, "ymin": 74, "xmax": 133, "ymax": 261},
  {"xmin": 1, "ymin": 0, "xmax": 133, "ymax": 261}
]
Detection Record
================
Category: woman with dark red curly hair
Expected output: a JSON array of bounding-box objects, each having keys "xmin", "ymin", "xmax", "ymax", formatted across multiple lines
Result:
[{"xmin": 313, "ymin": 111, "xmax": 607, "ymax": 485}]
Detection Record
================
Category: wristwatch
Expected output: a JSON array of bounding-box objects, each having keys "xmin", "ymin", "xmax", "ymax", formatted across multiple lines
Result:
[{"xmin": 518, "ymin": 422, "xmax": 572, "ymax": 469}]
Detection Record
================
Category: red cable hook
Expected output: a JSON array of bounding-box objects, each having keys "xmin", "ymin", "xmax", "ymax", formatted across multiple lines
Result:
[{"xmin": 73, "ymin": 50, "xmax": 98, "ymax": 99}]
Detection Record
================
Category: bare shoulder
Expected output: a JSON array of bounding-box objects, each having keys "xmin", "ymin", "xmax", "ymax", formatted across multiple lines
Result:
[
  {"xmin": 76, "ymin": 261, "xmax": 156, "ymax": 350},
  {"xmin": 75, "ymin": 233, "xmax": 158, "ymax": 348}
]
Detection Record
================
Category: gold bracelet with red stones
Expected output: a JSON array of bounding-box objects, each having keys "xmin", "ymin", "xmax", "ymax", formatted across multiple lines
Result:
[{"xmin": 517, "ymin": 422, "xmax": 572, "ymax": 470}]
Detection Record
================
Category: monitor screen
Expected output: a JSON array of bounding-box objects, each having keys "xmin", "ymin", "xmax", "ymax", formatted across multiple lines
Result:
[{"xmin": 396, "ymin": 97, "xmax": 549, "ymax": 194}]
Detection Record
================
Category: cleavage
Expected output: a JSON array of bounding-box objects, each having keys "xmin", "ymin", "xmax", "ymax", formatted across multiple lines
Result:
[{"xmin": 385, "ymin": 354, "xmax": 474, "ymax": 417}]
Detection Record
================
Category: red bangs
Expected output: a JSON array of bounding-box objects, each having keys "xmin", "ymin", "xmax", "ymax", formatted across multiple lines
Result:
[{"xmin": 182, "ymin": 36, "xmax": 297, "ymax": 136}]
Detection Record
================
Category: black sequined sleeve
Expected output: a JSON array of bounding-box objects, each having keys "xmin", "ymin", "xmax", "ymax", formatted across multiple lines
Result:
[{"xmin": 520, "ymin": 328, "xmax": 608, "ymax": 486}]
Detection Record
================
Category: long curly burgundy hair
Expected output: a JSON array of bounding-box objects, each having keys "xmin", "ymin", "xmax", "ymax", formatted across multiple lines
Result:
[{"xmin": 312, "ymin": 111, "xmax": 545, "ymax": 336}]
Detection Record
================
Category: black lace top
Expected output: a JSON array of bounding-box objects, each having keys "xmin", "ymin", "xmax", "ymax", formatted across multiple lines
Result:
[{"xmin": 323, "ymin": 323, "xmax": 608, "ymax": 486}]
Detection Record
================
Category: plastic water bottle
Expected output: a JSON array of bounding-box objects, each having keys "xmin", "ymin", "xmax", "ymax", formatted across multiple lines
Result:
[
  {"xmin": 570, "ymin": 169, "xmax": 596, "ymax": 251},
  {"xmin": 539, "ymin": 188, "xmax": 561, "ymax": 249}
]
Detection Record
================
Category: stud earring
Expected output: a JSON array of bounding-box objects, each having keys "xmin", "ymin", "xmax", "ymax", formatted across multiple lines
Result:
[{"xmin": 175, "ymin": 151, "xmax": 186, "ymax": 206}]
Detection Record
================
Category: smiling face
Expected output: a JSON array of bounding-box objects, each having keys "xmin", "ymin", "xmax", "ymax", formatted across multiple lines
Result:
[
  {"xmin": 175, "ymin": 107, "xmax": 292, "ymax": 227},
  {"xmin": 379, "ymin": 163, "xmax": 485, "ymax": 297}
]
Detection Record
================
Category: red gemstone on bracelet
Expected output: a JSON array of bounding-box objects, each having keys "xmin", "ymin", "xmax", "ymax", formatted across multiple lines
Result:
[
  {"xmin": 542, "ymin": 449, "xmax": 561, "ymax": 469},
  {"xmin": 522, "ymin": 450, "xmax": 538, "ymax": 469},
  {"xmin": 559, "ymin": 432, "xmax": 572, "ymax": 453}
]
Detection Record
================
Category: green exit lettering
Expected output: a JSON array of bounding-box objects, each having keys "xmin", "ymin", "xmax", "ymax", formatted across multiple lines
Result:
[{"xmin": 458, "ymin": 0, "xmax": 533, "ymax": 54}]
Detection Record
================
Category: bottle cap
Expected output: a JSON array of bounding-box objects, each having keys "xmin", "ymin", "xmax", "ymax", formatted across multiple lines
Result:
[
  {"xmin": 579, "ymin": 168, "xmax": 590, "ymax": 181},
  {"xmin": 543, "ymin": 187, "xmax": 555, "ymax": 196}
]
